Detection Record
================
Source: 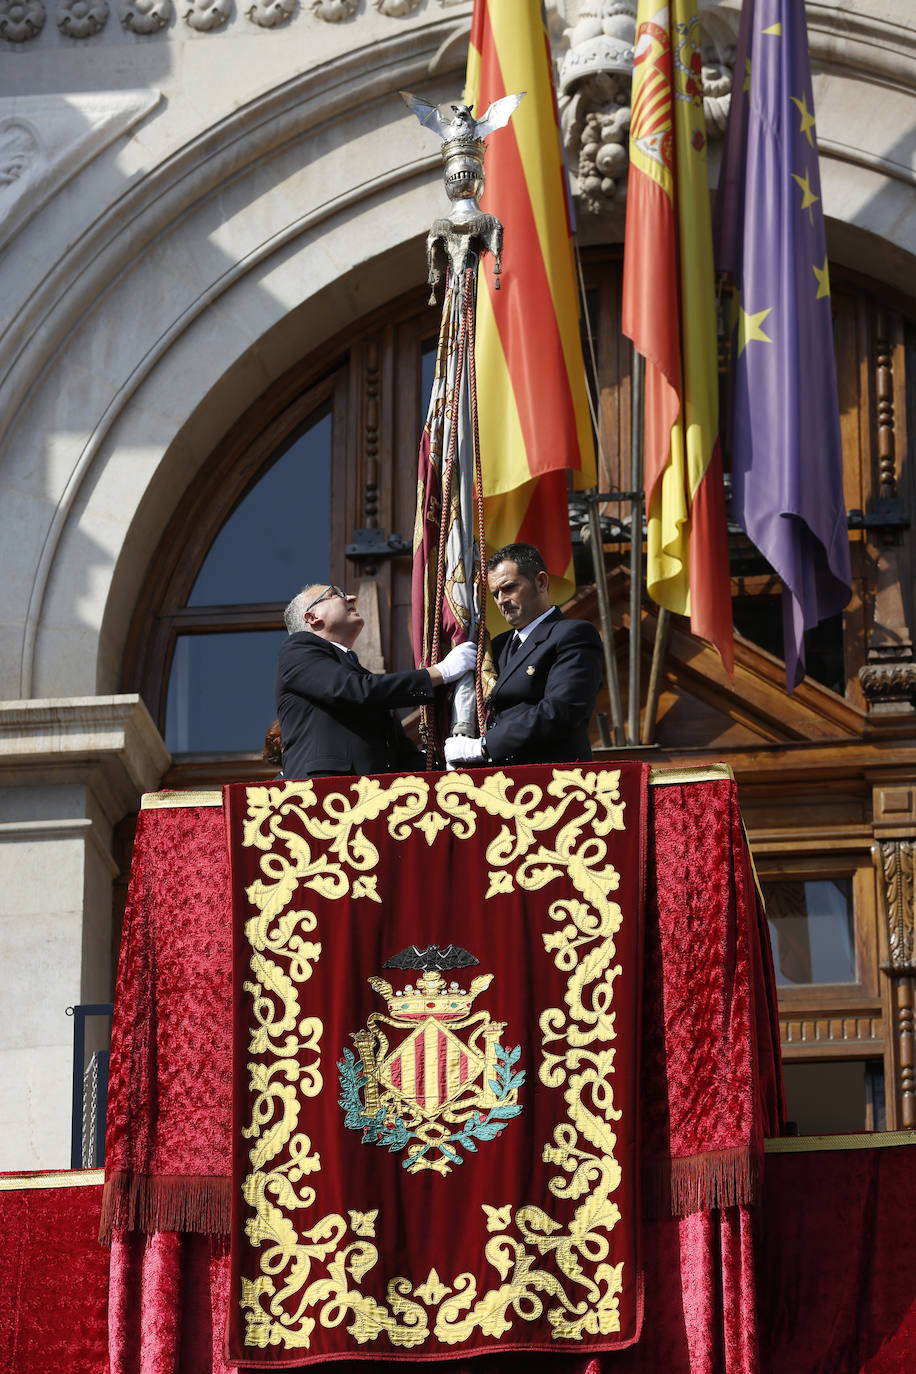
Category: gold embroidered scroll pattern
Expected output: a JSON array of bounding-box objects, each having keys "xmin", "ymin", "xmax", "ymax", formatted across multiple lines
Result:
[
  {"xmin": 239, "ymin": 769, "xmax": 631, "ymax": 1350},
  {"xmin": 241, "ymin": 777, "xmax": 433, "ymax": 1350},
  {"xmin": 429, "ymin": 768, "xmax": 627, "ymax": 1340}
]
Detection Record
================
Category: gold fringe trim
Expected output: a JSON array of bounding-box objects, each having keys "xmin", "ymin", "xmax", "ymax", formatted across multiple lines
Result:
[
  {"xmin": 647, "ymin": 763, "xmax": 733, "ymax": 786},
  {"xmin": 0, "ymin": 1169, "xmax": 104, "ymax": 1192},
  {"xmin": 99, "ymin": 1171, "xmax": 230, "ymax": 1244},
  {"xmin": 765, "ymin": 1129, "xmax": 916, "ymax": 1154},
  {"xmin": 140, "ymin": 765, "xmax": 735, "ymax": 813},
  {"xmin": 141, "ymin": 790, "xmax": 222, "ymax": 810},
  {"xmin": 643, "ymin": 1146, "xmax": 759, "ymax": 1218}
]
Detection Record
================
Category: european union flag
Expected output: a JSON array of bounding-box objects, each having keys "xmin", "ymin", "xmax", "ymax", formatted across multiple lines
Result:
[{"xmin": 714, "ymin": 0, "xmax": 852, "ymax": 689}]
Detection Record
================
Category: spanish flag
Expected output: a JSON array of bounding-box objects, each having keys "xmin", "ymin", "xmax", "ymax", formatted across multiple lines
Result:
[
  {"xmin": 621, "ymin": 0, "xmax": 733, "ymax": 673},
  {"xmin": 466, "ymin": 0, "xmax": 596, "ymax": 623}
]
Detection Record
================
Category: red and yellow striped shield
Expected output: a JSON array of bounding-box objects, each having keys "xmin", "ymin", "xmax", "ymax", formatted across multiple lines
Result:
[{"xmin": 379, "ymin": 1018, "xmax": 486, "ymax": 1118}]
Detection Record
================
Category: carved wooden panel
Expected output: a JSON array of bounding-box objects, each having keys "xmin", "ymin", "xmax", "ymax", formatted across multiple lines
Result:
[{"xmin": 780, "ymin": 1013, "xmax": 883, "ymax": 1060}]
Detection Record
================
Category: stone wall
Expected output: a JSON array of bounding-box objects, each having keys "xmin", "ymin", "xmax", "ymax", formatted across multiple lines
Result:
[{"xmin": 0, "ymin": 0, "xmax": 913, "ymax": 1165}]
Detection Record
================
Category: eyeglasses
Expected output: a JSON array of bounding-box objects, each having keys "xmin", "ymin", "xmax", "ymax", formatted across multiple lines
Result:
[{"xmin": 304, "ymin": 584, "xmax": 349, "ymax": 614}]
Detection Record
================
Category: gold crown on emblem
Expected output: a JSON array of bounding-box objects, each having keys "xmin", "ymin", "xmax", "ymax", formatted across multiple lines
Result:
[{"xmin": 368, "ymin": 968, "xmax": 494, "ymax": 1023}]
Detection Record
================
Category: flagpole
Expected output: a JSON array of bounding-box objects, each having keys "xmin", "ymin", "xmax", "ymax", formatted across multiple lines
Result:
[
  {"xmin": 585, "ymin": 494, "xmax": 627, "ymax": 747},
  {"xmin": 643, "ymin": 606, "xmax": 670, "ymax": 745},
  {"xmin": 628, "ymin": 346, "xmax": 645, "ymax": 746},
  {"xmin": 573, "ymin": 244, "xmax": 627, "ymax": 748}
]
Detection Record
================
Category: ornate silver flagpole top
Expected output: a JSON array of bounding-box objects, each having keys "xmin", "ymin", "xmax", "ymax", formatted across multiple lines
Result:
[{"xmin": 400, "ymin": 90, "xmax": 525, "ymax": 298}]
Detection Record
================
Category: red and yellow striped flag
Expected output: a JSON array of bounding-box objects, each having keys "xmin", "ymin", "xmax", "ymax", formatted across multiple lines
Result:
[
  {"xmin": 466, "ymin": 0, "xmax": 596, "ymax": 625},
  {"xmin": 621, "ymin": 0, "xmax": 733, "ymax": 673}
]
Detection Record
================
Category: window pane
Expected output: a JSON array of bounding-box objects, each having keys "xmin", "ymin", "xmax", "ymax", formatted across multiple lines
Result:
[
  {"xmin": 187, "ymin": 403, "xmax": 332, "ymax": 607},
  {"xmin": 782, "ymin": 1060, "xmax": 885, "ymax": 1134},
  {"xmin": 165, "ymin": 630, "xmax": 288, "ymax": 753},
  {"xmin": 764, "ymin": 877, "xmax": 855, "ymax": 986},
  {"xmin": 420, "ymin": 336, "xmax": 436, "ymax": 419}
]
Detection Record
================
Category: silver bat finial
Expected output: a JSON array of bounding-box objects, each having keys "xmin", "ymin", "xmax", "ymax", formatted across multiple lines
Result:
[
  {"xmin": 400, "ymin": 92, "xmax": 525, "ymax": 144},
  {"xmin": 400, "ymin": 89, "xmax": 526, "ymax": 294}
]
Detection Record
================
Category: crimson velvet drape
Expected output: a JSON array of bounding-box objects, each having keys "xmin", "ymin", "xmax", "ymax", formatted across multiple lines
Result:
[
  {"xmin": 9, "ymin": 1142, "xmax": 916, "ymax": 1372},
  {"xmin": 0, "ymin": 1173, "xmax": 110, "ymax": 1374},
  {"xmin": 103, "ymin": 765, "xmax": 784, "ymax": 1373}
]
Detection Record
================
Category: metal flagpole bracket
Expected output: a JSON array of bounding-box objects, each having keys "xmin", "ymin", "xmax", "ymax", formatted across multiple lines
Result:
[{"xmin": 345, "ymin": 528, "xmax": 412, "ymax": 561}]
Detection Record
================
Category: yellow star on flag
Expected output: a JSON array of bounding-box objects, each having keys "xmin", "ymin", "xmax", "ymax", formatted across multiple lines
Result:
[
  {"xmin": 738, "ymin": 304, "xmax": 773, "ymax": 356},
  {"xmin": 762, "ymin": 22, "xmax": 782, "ymax": 35},
  {"xmin": 791, "ymin": 169, "xmax": 819, "ymax": 212},
  {"xmin": 813, "ymin": 257, "xmax": 831, "ymax": 300},
  {"xmin": 791, "ymin": 94, "xmax": 816, "ymax": 147}
]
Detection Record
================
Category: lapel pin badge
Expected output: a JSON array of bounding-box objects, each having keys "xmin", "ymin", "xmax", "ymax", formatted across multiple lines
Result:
[{"xmin": 526, "ymin": 665, "xmax": 535, "ymax": 675}]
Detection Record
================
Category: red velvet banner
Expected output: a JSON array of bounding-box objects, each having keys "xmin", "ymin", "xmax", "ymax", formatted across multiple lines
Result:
[
  {"xmin": 0, "ymin": 1172, "xmax": 109, "ymax": 1374},
  {"xmin": 224, "ymin": 764, "xmax": 649, "ymax": 1364},
  {"xmin": 103, "ymin": 798, "xmax": 234, "ymax": 1239}
]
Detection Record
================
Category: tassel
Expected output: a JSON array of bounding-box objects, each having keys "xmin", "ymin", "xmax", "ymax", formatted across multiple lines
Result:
[
  {"xmin": 99, "ymin": 1172, "xmax": 230, "ymax": 1244},
  {"xmin": 643, "ymin": 1146, "xmax": 761, "ymax": 1219}
]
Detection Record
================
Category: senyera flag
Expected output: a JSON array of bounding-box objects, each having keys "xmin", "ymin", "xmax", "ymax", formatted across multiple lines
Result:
[
  {"xmin": 466, "ymin": 0, "xmax": 596, "ymax": 625},
  {"xmin": 621, "ymin": 0, "xmax": 734, "ymax": 675},
  {"xmin": 714, "ymin": 0, "xmax": 851, "ymax": 689}
]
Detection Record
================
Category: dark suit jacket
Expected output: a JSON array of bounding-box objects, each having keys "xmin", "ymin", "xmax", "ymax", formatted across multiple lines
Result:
[
  {"xmin": 485, "ymin": 608, "xmax": 602, "ymax": 765},
  {"xmin": 276, "ymin": 631, "xmax": 434, "ymax": 779}
]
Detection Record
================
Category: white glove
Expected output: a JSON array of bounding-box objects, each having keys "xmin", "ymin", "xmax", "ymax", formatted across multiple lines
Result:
[
  {"xmin": 435, "ymin": 641, "xmax": 477, "ymax": 685},
  {"xmin": 444, "ymin": 736, "xmax": 486, "ymax": 769}
]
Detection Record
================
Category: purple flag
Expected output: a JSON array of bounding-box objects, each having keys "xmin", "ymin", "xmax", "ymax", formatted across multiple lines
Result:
[{"xmin": 714, "ymin": 0, "xmax": 851, "ymax": 689}]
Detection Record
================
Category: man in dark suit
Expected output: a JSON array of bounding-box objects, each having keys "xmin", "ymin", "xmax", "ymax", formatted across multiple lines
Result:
[
  {"xmin": 277, "ymin": 583, "xmax": 475, "ymax": 779},
  {"xmin": 443, "ymin": 544, "xmax": 602, "ymax": 768}
]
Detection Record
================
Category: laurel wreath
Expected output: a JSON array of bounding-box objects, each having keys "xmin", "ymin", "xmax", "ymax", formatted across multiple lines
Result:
[{"xmin": 337, "ymin": 1042, "xmax": 525, "ymax": 1171}]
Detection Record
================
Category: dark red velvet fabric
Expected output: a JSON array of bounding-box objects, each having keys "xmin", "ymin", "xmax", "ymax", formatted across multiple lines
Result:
[
  {"xmin": 104, "ymin": 772, "xmax": 782, "ymax": 1235},
  {"xmin": 103, "ymin": 804, "xmax": 233, "ymax": 1237},
  {"xmin": 11, "ymin": 1145, "xmax": 916, "ymax": 1374},
  {"xmin": 224, "ymin": 765, "xmax": 648, "ymax": 1363},
  {"xmin": 760, "ymin": 1144, "xmax": 916, "ymax": 1374},
  {"xmin": 642, "ymin": 783, "xmax": 785, "ymax": 1214},
  {"xmin": 103, "ymin": 766, "xmax": 787, "ymax": 1373},
  {"xmin": 0, "ymin": 1175, "xmax": 109, "ymax": 1374},
  {"xmin": 108, "ymin": 1207, "xmax": 756, "ymax": 1374}
]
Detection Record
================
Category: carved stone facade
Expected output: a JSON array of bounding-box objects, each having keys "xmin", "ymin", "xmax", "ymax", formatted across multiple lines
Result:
[
  {"xmin": 57, "ymin": 0, "xmax": 109, "ymax": 37},
  {"xmin": 120, "ymin": 0, "xmax": 171, "ymax": 31},
  {"xmin": 0, "ymin": 0, "xmax": 913, "ymax": 1166},
  {"xmin": 556, "ymin": 1, "xmax": 737, "ymax": 215},
  {"xmin": 0, "ymin": 0, "xmax": 45, "ymax": 40}
]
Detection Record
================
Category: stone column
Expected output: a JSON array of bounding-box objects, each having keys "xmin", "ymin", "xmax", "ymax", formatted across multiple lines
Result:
[{"xmin": 0, "ymin": 695, "xmax": 169, "ymax": 1170}]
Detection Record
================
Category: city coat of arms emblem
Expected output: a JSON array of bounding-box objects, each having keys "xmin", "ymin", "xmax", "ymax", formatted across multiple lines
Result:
[{"xmin": 337, "ymin": 944, "xmax": 525, "ymax": 1176}]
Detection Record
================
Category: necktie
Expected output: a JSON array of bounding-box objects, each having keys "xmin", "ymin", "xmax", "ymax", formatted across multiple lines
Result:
[
  {"xmin": 346, "ymin": 649, "xmax": 361, "ymax": 667},
  {"xmin": 505, "ymin": 633, "xmax": 522, "ymax": 662}
]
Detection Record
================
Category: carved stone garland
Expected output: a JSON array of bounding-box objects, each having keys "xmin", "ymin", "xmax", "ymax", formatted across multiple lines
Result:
[
  {"xmin": 0, "ymin": 0, "xmax": 46, "ymax": 40},
  {"xmin": 58, "ymin": 0, "xmax": 109, "ymax": 36},
  {"xmin": 374, "ymin": 0, "xmax": 421, "ymax": 14},
  {"xmin": 557, "ymin": 1, "xmax": 737, "ymax": 216},
  {"xmin": 120, "ymin": 0, "xmax": 171, "ymax": 33},
  {"xmin": 877, "ymin": 839, "xmax": 916, "ymax": 1127},
  {"xmin": 184, "ymin": 0, "xmax": 229, "ymax": 29},
  {"xmin": 309, "ymin": 0, "xmax": 355, "ymax": 20},
  {"xmin": 245, "ymin": 0, "xmax": 292, "ymax": 25}
]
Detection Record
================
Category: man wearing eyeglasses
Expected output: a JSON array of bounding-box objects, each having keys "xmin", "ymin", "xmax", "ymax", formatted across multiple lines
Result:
[{"xmin": 276, "ymin": 584, "xmax": 476, "ymax": 779}]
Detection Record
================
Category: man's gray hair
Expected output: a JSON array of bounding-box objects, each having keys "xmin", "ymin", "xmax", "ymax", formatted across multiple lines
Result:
[{"xmin": 284, "ymin": 590, "xmax": 309, "ymax": 635}]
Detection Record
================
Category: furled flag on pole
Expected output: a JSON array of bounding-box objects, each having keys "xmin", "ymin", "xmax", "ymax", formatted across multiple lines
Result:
[
  {"xmin": 621, "ymin": 0, "xmax": 734, "ymax": 674},
  {"xmin": 465, "ymin": 0, "xmax": 596, "ymax": 624},
  {"xmin": 412, "ymin": 267, "xmax": 494, "ymax": 742},
  {"xmin": 714, "ymin": 0, "xmax": 851, "ymax": 689}
]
